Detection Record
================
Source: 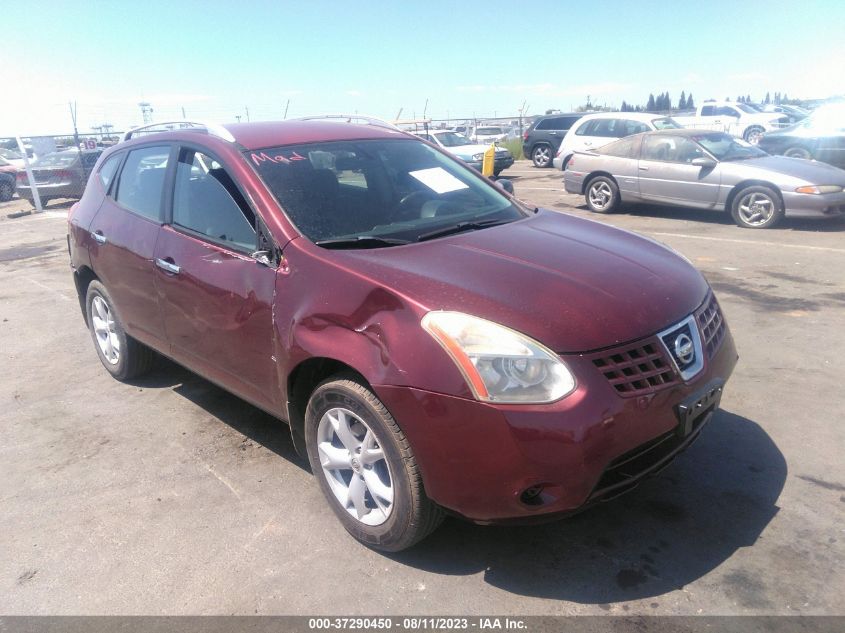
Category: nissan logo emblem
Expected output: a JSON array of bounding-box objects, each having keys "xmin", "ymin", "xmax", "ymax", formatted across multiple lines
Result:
[{"xmin": 674, "ymin": 333, "xmax": 695, "ymax": 365}]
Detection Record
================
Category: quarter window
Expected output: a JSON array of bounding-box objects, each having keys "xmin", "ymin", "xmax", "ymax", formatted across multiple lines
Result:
[
  {"xmin": 98, "ymin": 153, "xmax": 122, "ymax": 191},
  {"xmin": 114, "ymin": 145, "xmax": 170, "ymax": 221},
  {"xmin": 172, "ymin": 149, "xmax": 256, "ymax": 251}
]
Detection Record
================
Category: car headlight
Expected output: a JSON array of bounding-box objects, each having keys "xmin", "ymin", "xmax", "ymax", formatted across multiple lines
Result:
[
  {"xmin": 795, "ymin": 185, "xmax": 843, "ymax": 194},
  {"xmin": 421, "ymin": 311, "xmax": 576, "ymax": 403},
  {"xmin": 471, "ymin": 153, "xmax": 484, "ymax": 161}
]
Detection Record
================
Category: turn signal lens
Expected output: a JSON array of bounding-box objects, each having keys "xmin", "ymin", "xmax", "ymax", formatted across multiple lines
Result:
[{"xmin": 795, "ymin": 185, "xmax": 843, "ymax": 194}]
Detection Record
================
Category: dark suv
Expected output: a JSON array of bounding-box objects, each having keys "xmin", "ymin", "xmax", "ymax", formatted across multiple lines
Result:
[
  {"xmin": 68, "ymin": 119, "xmax": 736, "ymax": 551},
  {"xmin": 522, "ymin": 113, "xmax": 583, "ymax": 167}
]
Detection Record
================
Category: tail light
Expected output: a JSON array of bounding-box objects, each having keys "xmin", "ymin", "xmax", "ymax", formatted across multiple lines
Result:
[
  {"xmin": 523, "ymin": 130, "xmax": 529, "ymax": 141},
  {"xmin": 567, "ymin": 157, "xmax": 574, "ymax": 169},
  {"xmin": 16, "ymin": 172, "xmax": 27, "ymax": 183}
]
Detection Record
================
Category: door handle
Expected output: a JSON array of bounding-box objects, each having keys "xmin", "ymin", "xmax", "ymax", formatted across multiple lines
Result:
[
  {"xmin": 92, "ymin": 231, "xmax": 107, "ymax": 244},
  {"xmin": 638, "ymin": 166, "xmax": 649, "ymax": 171},
  {"xmin": 155, "ymin": 258, "xmax": 181, "ymax": 275}
]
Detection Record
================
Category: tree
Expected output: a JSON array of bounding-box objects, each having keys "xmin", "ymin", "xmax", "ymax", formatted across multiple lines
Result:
[
  {"xmin": 647, "ymin": 93, "xmax": 656, "ymax": 111},
  {"xmin": 746, "ymin": 94, "xmax": 751, "ymax": 104},
  {"xmin": 621, "ymin": 100, "xmax": 629, "ymax": 112},
  {"xmin": 687, "ymin": 93, "xmax": 694, "ymax": 109},
  {"xmin": 678, "ymin": 91, "xmax": 687, "ymax": 110},
  {"xmin": 774, "ymin": 92, "xmax": 781, "ymax": 105},
  {"xmin": 737, "ymin": 95, "xmax": 743, "ymax": 103},
  {"xmin": 765, "ymin": 92, "xmax": 771, "ymax": 104}
]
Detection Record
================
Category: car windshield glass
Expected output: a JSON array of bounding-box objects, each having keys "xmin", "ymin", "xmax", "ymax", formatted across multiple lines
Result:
[
  {"xmin": 0, "ymin": 148, "xmax": 23, "ymax": 160},
  {"xmin": 735, "ymin": 103, "xmax": 757, "ymax": 114},
  {"xmin": 693, "ymin": 133, "xmax": 767, "ymax": 160},
  {"xmin": 434, "ymin": 132, "xmax": 473, "ymax": 147},
  {"xmin": 476, "ymin": 127, "xmax": 504, "ymax": 135},
  {"xmin": 32, "ymin": 152, "xmax": 77, "ymax": 168},
  {"xmin": 248, "ymin": 138, "xmax": 526, "ymax": 247},
  {"xmin": 652, "ymin": 117, "xmax": 681, "ymax": 130}
]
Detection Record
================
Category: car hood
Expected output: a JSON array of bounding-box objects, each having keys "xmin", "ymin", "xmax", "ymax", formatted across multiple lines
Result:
[
  {"xmin": 728, "ymin": 155, "xmax": 845, "ymax": 184},
  {"xmin": 444, "ymin": 144, "xmax": 506, "ymax": 159},
  {"xmin": 333, "ymin": 211, "xmax": 709, "ymax": 353}
]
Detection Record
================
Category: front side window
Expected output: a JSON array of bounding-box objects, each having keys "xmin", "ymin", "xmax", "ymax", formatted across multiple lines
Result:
[
  {"xmin": 98, "ymin": 153, "xmax": 122, "ymax": 190},
  {"xmin": 701, "ymin": 105, "xmax": 715, "ymax": 116},
  {"xmin": 715, "ymin": 106, "xmax": 740, "ymax": 117},
  {"xmin": 248, "ymin": 139, "xmax": 526, "ymax": 247},
  {"xmin": 574, "ymin": 120, "xmax": 598, "ymax": 136},
  {"xmin": 172, "ymin": 149, "xmax": 256, "ymax": 251},
  {"xmin": 114, "ymin": 145, "xmax": 170, "ymax": 221}
]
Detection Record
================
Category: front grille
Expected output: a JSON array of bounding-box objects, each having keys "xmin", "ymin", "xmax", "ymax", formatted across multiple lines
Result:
[
  {"xmin": 590, "ymin": 340, "xmax": 679, "ymax": 397},
  {"xmin": 696, "ymin": 293, "xmax": 726, "ymax": 358}
]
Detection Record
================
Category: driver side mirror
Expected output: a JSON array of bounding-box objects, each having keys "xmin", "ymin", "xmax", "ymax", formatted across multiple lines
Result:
[
  {"xmin": 492, "ymin": 178, "xmax": 514, "ymax": 194},
  {"xmin": 691, "ymin": 157, "xmax": 717, "ymax": 169}
]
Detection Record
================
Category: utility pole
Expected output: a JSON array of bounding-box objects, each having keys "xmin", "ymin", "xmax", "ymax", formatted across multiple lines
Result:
[
  {"xmin": 69, "ymin": 101, "xmax": 81, "ymax": 149},
  {"xmin": 138, "ymin": 102, "xmax": 153, "ymax": 124},
  {"xmin": 283, "ymin": 100, "xmax": 290, "ymax": 119},
  {"xmin": 245, "ymin": 106, "xmax": 250, "ymax": 122},
  {"xmin": 235, "ymin": 115, "xmax": 242, "ymax": 123},
  {"xmin": 182, "ymin": 106, "xmax": 187, "ymax": 119}
]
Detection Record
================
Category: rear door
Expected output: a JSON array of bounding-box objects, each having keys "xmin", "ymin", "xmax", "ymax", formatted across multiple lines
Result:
[
  {"xmin": 88, "ymin": 144, "xmax": 171, "ymax": 350},
  {"xmin": 637, "ymin": 135, "xmax": 721, "ymax": 208},
  {"xmin": 153, "ymin": 145, "xmax": 279, "ymax": 411}
]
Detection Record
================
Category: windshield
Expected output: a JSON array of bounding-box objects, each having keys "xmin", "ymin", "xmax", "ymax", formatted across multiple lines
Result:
[
  {"xmin": 652, "ymin": 117, "xmax": 681, "ymax": 130},
  {"xmin": 248, "ymin": 138, "xmax": 526, "ymax": 246},
  {"xmin": 433, "ymin": 132, "xmax": 473, "ymax": 147},
  {"xmin": 735, "ymin": 103, "xmax": 758, "ymax": 114},
  {"xmin": 693, "ymin": 133, "xmax": 767, "ymax": 161},
  {"xmin": 0, "ymin": 148, "xmax": 23, "ymax": 160},
  {"xmin": 476, "ymin": 127, "xmax": 504, "ymax": 135},
  {"xmin": 32, "ymin": 152, "xmax": 78, "ymax": 168}
]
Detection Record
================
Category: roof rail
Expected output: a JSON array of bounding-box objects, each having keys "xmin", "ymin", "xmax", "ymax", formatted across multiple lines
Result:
[
  {"xmin": 122, "ymin": 121, "xmax": 236, "ymax": 143},
  {"xmin": 292, "ymin": 114, "xmax": 400, "ymax": 131}
]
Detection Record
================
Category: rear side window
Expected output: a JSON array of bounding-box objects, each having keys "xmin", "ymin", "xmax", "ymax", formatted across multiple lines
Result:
[
  {"xmin": 172, "ymin": 149, "xmax": 256, "ymax": 251},
  {"xmin": 536, "ymin": 117, "xmax": 564, "ymax": 130},
  {"xmin": 98, "ymin": 153, "xmax": 122, "ymax": 190},
  {"xmin": 115, "ymin": 145, "xmax": 170, "ymax": 221}
]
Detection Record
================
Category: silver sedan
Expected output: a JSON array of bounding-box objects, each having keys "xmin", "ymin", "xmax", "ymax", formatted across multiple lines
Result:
[{"xmin": 564, "ymin": 129, "xmax": 845, "ymax": 228}]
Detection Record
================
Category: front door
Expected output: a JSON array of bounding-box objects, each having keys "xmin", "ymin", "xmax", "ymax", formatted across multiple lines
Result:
[
  {"xmin": 154, "ymin": 146, "xmax": 279, "ymax": 411},
  {"xmin": 637, "ymin": 135, "xmax": 722, "ymax": 209}
]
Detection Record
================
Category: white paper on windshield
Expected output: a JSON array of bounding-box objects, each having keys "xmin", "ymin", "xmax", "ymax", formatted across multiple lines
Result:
[{"xmin": 408, "ymin": 167, "xmax": 469, "ymax": 194}]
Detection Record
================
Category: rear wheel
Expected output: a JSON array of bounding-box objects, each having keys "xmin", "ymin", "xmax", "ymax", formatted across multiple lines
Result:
[
  {"xmin": 0, "ymin": 179, "xmax": 13, "ymax": 202},
  {"xmin": 85, "ymin": 280, "xmax": 155, "ymax": 380},
  {"xmin": 531, "ymin": 144, "xmax": 552, "ymax": 168},
  {"xmin": 730, "ymin": 185, "xmax": 784, "ymax": 229},
  {"xmin": 784, "ymin": 146, "xmax": 813, "ymax": 160},
  {"xmin": 305, "ymin": 376, "xmax": 444, "ymax": 551},
  {"xmin": 585, "ymin": 176, "xmax": 620, "ymax": 214}
]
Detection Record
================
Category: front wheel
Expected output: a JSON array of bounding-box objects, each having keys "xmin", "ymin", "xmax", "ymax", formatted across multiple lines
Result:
[
  {"xmin": 531, "ymin": 144, "xmax": 552, "ymax": 168},
  {"xmin": 585, "ymin": 176, "xmax": 620, "ymax": 214},
  {"xmin": 305, "ymin": 377, "xmax": 444, "ymax": 551},
  {"xmin": 743, "ymin": 126, "xmax": 765, "ymax": 144},
  {"xmin": 784, "ymin": 146, "xmax": 813, "ymax": 160},
  {"xmin": 730, "ymin": 185, "xmax": 784, "ymax": 229}
]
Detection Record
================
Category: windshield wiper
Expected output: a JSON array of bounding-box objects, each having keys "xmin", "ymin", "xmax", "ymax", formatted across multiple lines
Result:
[
  {"xmin": 416, "ymin": 219, "xmax": 511, "ymax": 242},
  {"xmin": 315, "ymin": 236, "xmax": 411, "ymax": 249}
]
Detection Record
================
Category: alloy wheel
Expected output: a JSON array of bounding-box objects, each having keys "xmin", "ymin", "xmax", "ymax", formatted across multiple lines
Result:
[
  {"xmin": 737, "ymin": 192, "xmax": 775, "ymax": 226},
  {"xmin": 316, "ymin": 407, "xmax": 393, "ymax": 526},
  {"xmin": 91, "ymin": 295, "xmax": 120, "ymax": 365},
  {"xmin": 588, "ymin": 181, "xmax": 613, "ymax": 210}
]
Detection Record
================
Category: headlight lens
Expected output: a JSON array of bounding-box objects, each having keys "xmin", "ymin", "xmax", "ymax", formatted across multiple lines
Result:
[
  {"xmin": 421, "ymin": 311, "xmax": 576, "ymax": 403},
  {"xmin": 471, "ymin": 153, "xmax": 484, "ymax": 161},
  {"xmin": 795, "ymin": 185, "xmax": 843, "ymax": 194}
]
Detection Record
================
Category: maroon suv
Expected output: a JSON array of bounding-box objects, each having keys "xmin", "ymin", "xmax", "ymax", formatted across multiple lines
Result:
[{"xmin": 67, "ymin": 119, "xmax": 737, "ymax": 551}]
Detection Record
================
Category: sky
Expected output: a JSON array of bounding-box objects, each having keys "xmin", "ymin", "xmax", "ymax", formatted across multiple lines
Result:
[{"xmin": 4, "ymin": 0, "xmax": 845, "ymax": 136}]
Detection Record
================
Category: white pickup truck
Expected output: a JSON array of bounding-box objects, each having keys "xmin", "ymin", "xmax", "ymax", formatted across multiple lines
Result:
[{"xmin": 673, "ymin": 102, "xmax": 790, "ymax": 144}]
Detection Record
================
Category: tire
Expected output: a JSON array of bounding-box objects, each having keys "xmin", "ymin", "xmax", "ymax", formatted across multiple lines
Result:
[
  {"xmin": 531, "ymin": 144, "xmax": 553, "ymax": 168},
  {"xmin": 85, "ymin": 280, "xmax": 155, "ymax": 380},
  {"xmin": 493, "ymin": 168, "xmax": 503, "ymax": 177},
  {"xmin": 743, "ymin": 126, "xmax": 765, "ymax": 144},
  {"xmin": 0, "ymin": 178, "xmax": 13, "ymax": 202},
  {"xmin": 585, "ymin": 176, "xmax": 620, "ymax": 214},
  {"xmin": 730, "ymin": 185, "xmax": 784, "ymax": 229},
  {"xmin": 784, "ymin": 145, "xmax": 813, "ymax": 160},
  {"xmin": 305, "ymin": 376, "xmax": 444, "ymax": 552}
]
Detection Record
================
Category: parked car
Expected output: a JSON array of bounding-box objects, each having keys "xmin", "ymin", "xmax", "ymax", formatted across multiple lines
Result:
[
  {"xmin": 472, "ymin": 125, "xmax": 509, "ymax": 144},
  {"xmin": 0, "ymin": 148, "xmax": 27, "ymax": 169},
  {"xmin": 415, "ymin": 129, "xmax": 514, "ymax": 175},
  {"xmin": 522, "ymin": 113, "xmax": 583, "ymax": 168},
  {"xmin": 672, "ymin": 101, "xmax": 790, "ymax": 144},
  {"xmin": 0, "ymin": 157, "xmax": 17, "ymax": 202},
  {"xmin": 69, "ymin": 119, "xmax": 736, "ymax": 551},
  {"xmin": 763, "ymin": 104, "xmax": 809, "ymax": 123},
  {"xmin": 17, "ymin": 148, "xmax": 102, "ymax": 206},
  {"xmin": 757, "ymin": 103, "xmax": 845, "ymax": 168},
  {"xmin": 554, "ymin": 112, "xmax": 680, "ymax": 170},
  {"xmin": 564, "ymin": 129, "xmax": 845, "ymax": 229}
]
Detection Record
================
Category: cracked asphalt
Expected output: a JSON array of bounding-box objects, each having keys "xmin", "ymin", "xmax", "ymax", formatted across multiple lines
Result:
[{"xmin": 1, "ymin": 163, "xmax": 843, "ymax": 615}]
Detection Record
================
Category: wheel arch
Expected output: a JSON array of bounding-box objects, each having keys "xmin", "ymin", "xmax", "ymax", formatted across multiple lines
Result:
[
  {"xmin": 726, "ymin": 179, "xmax": 784, "ymax": 213},
  {"xmin": 582, "ymin": 171, "xmax": 617, "ymax": 195},
  {"xmin": 73, "ymin": 265, "xmax": 99, "ymax": 326}
]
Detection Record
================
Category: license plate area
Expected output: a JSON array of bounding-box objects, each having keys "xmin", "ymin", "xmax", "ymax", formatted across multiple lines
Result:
[{"xmin": 675, "ymin": 379, "xmax": 724, "ymax": 437}]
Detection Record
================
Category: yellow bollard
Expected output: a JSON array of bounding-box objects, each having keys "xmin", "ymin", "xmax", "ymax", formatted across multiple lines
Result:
[{"xmin": 482, "ymin": 143, "xmax": 496, "ymax": 177}]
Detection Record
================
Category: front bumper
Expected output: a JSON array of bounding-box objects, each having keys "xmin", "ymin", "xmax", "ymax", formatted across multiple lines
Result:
[
  {"xmin": 466, "ymin": 156, "xmax": 515, "ymax": 173},
  {"xmin": 374, "ymin": 313, "xmax": 738, "ymax": 524},
  {"xmin": 782, "ymin": 190, "xmax": 845, "ymax": 218}
]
